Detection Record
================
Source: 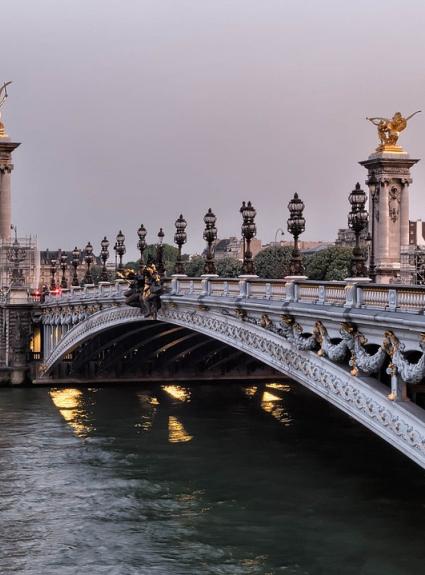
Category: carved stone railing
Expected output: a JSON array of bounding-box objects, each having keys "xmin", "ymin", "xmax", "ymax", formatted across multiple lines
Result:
[
  {"xmin": 165, "ymin": 277, "xmax": 425, "ymax": 314},
  {"xmin": 42, "ymin": 276, "xmax": 425, "ymax": 315},
  {"xmin": 43, "ymin": 280, "xmax": 129, "ymax": 305}
]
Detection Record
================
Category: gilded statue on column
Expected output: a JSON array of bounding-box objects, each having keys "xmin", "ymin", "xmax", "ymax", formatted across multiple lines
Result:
[
  {"xmin": 0, "ymin": 81, "xmax": 12, "ymax": 138},
  {"xmin": 366, "ymin": 110, "xmax": 421, "ymax": 153}
]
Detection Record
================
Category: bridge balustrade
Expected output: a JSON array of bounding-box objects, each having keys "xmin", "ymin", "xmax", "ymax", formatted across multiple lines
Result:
[
  {"xmin": 39, "ymin": 276, "xmax": 425, "ymax": 315},
  {"xmin": 168, "ymin": 277, "xmax": 425, "ymax": 314}
]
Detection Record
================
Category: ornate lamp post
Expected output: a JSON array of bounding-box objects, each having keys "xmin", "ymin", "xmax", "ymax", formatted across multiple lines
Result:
[
  {"xmin": 50, "ymin": 258, "xmax": 58, "ymax": 290},
  {"xmin": 137, "ymin": 224, "xmax": 147, "ymax": 268},
  {"xmin": 156, "ymin": 228, "xmax": 165, "ymax": 276},
  {"xmin": 348, "ymin": 183, "xmax": 369, "ymax": 277},
  {"xmin": 100, "ymin": 236, "xmax": 110, "ymax": 281},
  {"xmin": 71, "ymin": 247, "xmax": 80, "ymax": 286},
  {"xmin": 114, "ymin": 230, "xmax": 126, "ymax": 277},
  {"xmin": 240, "ymin": 201, "xmax": 257, "ymax": 275},
  {"xmin": 203, "ymin": 208, "xmax": 217, "ymax": 275},
  {"xmin": 83, "ymin": 241, "xmax": 94, "ymax": 284},
  {"xmin": 174, "ymin": 214, "xmax": 187, "ymax": 275},
  {"xmin": 59, "ymin": 251, "xmax": 68, "ymax": 289},
  {"xmin": 367, "ymin": 173, "xmax": 378, "ymax": 282},
  {"xmin": 287, "ymin": 192, "xmax": 306, "ymax": 276}
]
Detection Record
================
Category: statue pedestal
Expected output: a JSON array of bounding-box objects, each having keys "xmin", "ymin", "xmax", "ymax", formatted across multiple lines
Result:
[
  {"xmin": 0, "ymin": 138, "xmax": 20, "ymax": 241},
  {"xmin": 360, "ymin": 152, "xmax": 419, "ymax": 285}
]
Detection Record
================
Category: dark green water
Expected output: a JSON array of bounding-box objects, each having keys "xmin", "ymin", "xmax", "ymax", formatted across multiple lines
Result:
[{"xmin": 1, "ymin": 381, "xmax": 425, "ymax": 575}]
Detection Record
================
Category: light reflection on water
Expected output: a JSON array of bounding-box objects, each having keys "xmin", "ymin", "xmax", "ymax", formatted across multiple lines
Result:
[
  {"xmin": 168, "ymin": 415, "xmax": 193, "ymax": 443},
  {"xmin": 162, "ymin": 384, "xmax": 191, "ymax": 402},
  {"xmin": 1, "ymin": 382, "xmax": 425, "ymax": 575},
  {"xmin": 49, "ymin": 388, "xmax": 93, "ymax": 438}
]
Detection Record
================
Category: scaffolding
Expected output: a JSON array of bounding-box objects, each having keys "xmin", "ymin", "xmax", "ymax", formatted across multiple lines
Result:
[
  {"xmin": 400, "ymin": 244, "xmax": 425, "ymax": 285},
  {"xmin": 0, "ymin": 235, "xmax": 40, "ymax": 289}
]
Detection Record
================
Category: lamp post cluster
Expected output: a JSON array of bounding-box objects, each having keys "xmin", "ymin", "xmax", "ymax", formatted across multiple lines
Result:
[
  {"xmin": 240, "ymin": 201, "xmax": 257, "ymax": 275},
  {"xmin": 348, "ymin": 183, "xmax": 369, "ymax": 277},
  {"xmin": 287, "ymin": 193, "xmax": 306, "ymax": 276},
  {"xmin": 367, "ymin": 173, "xmax": 378, "ymax": 282},
  {"xmin": 60, "ymin": 252, "xmax": 68, "ymax": 288},
  {"xmin": 174, "ymin": 214, "xmax": 187, "ymax": 275},
  {"xmin": 83, "ymin": 242, "xmax": 94, "ymax": 285},
  {"xmin": 100, "ymin": 237, "xmax": 109, "ymax": 281},
  {"xmin": 203, "ymin": 208, "xmax": 218, "ymax": 275},
  {"xmin": 49, "ymin": 258, "xmax": 57, "ymax": 290},
  {"xmin": 137, "ymin": 224, "xmax": 147, "ymax": 269},
  {"xmin": 114, "ymin": 230, "xmax": 126, "ymax": 275},
  {"xmin": 156, "ymin": 228, "xmax": 165, "ymax": 276}
]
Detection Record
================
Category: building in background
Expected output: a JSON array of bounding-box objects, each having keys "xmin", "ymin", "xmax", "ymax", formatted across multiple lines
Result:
[
  {"xmin": 408, "ymin": 219, "xmax": 425, "ymax": 246},
  {"xmin": 335, "ymin": 228, "xmax": 368, "ymax": 248},
  {"xmin": 213, "ymin": 237, "xmax": 262, "ymax": 261},
  {"xmin": 39, "ymin": 249, "xmax": 102, "ymax": 287}
]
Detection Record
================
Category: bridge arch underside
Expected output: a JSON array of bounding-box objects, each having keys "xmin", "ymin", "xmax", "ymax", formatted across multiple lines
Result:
[{"xmin": 46, "ymin": 320, "xmax": 283, "ymax": 383}]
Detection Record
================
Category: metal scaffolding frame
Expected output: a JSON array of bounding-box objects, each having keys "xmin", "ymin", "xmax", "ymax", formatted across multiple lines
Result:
[{"xmin": 0, "ymin": 235, "xmax": 40, "ymax": 289}]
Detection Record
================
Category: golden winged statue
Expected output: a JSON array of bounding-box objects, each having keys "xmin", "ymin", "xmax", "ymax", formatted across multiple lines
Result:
[
  {"xmin": 366, "ymin": 110, "xmax": 421, "ymax": 153},
  {"xmin": 0, "ymin": 81, "xmax": 12, "ymax": 138}
]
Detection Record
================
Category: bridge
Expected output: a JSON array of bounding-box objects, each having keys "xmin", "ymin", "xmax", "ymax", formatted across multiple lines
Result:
[
  {"xmin": 34, "ymin": 275, "xmax": 425, "ymax": 470},
  {"xmin": 1, "ymin": 103, "xmax": 425, "ymax": 469}
]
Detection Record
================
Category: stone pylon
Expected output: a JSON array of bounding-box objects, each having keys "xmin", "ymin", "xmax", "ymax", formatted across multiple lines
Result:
[
  {"xmin": 360, "ymin": 151, "xmax": 419, "ymax": 284},
  {"xmin": 0, "ymin": 128, "xmax": 20, "ymax": 240}
]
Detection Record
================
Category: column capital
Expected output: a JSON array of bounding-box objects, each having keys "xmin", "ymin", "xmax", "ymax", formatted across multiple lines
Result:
[{"xmin": 0, "ymin": 163, "xmax": 13, "ymax": 174}]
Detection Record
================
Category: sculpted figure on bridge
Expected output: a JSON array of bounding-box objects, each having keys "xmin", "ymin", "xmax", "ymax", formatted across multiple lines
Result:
[
  {"xmin": 342, "ymin": 324, "xmax": 387, "ymax": 376},
  {"xmin": 278, "ymin": 315, "xmax": 318, "ymax": 351},
  {"xmin": 384, "ymin": 331, "xmax": 425, "ymax": 385},
  {"xmin": 315, "ymin": 321, "xmax": 351, "ymax": 363},
  {"xmin": 366, "ymin": 111, "xmax": 421, "ymax": 151},
  {"xmin": 123, "ymin": 263, "xmax": 163, "ymax": 319}
]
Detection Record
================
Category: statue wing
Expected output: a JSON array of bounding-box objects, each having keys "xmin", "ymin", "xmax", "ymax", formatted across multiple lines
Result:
[{"xmin": 0, "ymin": 81, "xmax": 12, "ymax": 106}]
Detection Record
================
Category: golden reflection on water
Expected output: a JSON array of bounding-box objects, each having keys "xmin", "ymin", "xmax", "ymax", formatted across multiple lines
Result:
[
  {"xmin": 137, "ymin": 392, "xmax": 159, "ymax": 432},
  {"xmin": 266, "ymin": 382, "xmax": 291, "ymax": 392},
  {"xmin": 49, "ymin": 388, "xmax": 93, "ymax": 438},
  {"xmin": 261, "ymin": 391, "xmax": 292, "ymax": 426},
  {"xmin": 162, "ymin": 385, "xmax": 191, "ymax": 402},
  {"xmin": 168, "ymin": 416, "xmax": 193, "ymax": 443},
  {"xmin": 243, "ymin": 385, "xmax": 258, "ymax": 397}
]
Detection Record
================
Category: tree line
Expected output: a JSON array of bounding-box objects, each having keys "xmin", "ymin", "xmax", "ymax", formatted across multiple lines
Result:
[{"xmin": 123, "ymin": 244, "xmax": 354, "ymax": 281}]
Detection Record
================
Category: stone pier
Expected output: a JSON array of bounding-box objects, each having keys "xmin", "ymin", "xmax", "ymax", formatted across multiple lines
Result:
[
  {"xmin": 360, "ymin": 152, "xmax": 419, "ymax": 284},
  {"xmin": 0, "ymin": 138, "xmax": 20, "ymax": 240}
]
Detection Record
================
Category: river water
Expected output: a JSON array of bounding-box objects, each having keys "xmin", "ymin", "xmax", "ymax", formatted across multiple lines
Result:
[{"xmin": 1, "ymin": 381, "xmax": 425, "ymax": 575}]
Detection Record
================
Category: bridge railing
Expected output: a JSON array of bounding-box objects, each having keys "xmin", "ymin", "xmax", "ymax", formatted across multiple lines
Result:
[
  {"xmin": 41, "ymin": 275, "xmax": 425, "ymax": 314},
  {"xmin": 43, "ymin": 280, "xmax": 129, "ymax": 305},
  {"xmin": 168, "ymin": 276, "xmax": 425, "ymax": 314}
]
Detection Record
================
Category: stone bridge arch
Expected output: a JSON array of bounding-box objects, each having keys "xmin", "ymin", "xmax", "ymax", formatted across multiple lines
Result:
[{"xmin": 42, "ymin": 302, "xmax": 425, "ymax": 469}]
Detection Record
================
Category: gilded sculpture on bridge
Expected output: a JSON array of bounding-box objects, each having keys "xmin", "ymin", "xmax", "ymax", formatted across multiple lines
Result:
[
  {"xmin": 0, "ymin": 81, "xmax": 12, "ymax": 138},
  {"xmin": 366, "ymin": 110, "xmax": 421, "ymax": 153}
]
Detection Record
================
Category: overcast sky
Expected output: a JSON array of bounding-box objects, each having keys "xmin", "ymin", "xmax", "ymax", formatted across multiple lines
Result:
[{"xmin": 2, "ymin": 0, "xmax": 425, "ymax": 258}]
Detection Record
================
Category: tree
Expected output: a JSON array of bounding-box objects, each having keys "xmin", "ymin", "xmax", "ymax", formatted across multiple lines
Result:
[
  {"xmin": 304, "ymin": 246, "xmax": 352, "ymax": 281},
  {"xmin": 186, "ymin": 256, "xmax": 205, "ymax": 277},
  {"xmin": 125, "ymin": 243, "xmax": 188, "ymax": 275},
  {"xmin": 254, "ymin": 246, "xmax": 293, "ymax": 278},
  {"xmin": 81, "ymin": 264, "xmax": 114, "ymax": 284},
  {"xmin": 217, "ymin": 257, "xmax": 242, "ymax": 278}
]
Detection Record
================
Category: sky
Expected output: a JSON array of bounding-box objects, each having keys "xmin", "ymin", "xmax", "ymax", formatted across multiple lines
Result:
[{"xmin": 2, "ymin": 0, "xmax": 425, "ymax": 259}]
